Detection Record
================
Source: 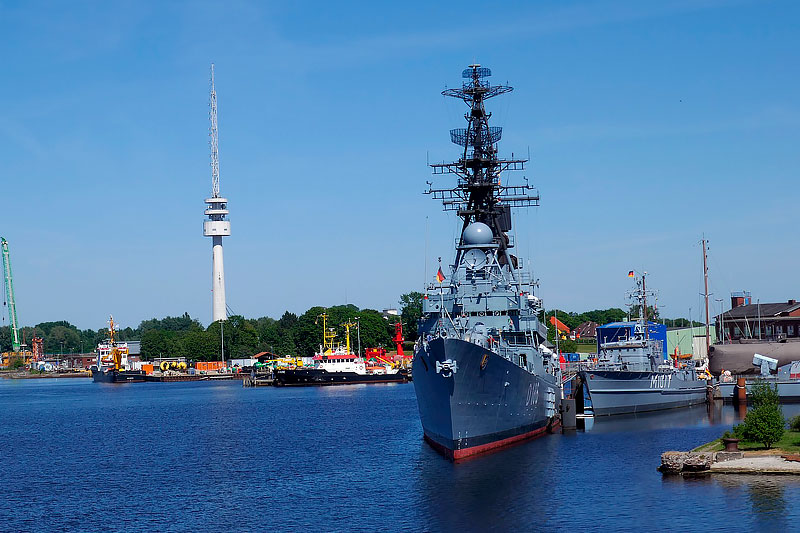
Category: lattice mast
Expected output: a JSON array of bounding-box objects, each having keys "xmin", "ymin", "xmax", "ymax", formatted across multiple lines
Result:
[
  {"xmin": 427, "ymin": 65, "xmax": 539, "ymax": 269},
  {"xmin": 203, "ymin": 64, "xmax": 231, "ymax": 323},
  {"xmin": 1, "ymin": 238, "xmax": 20, "ymax": 352},
  {"xmin": 210, "ymin": 65, "xmax": 220, "ymax": 198}
]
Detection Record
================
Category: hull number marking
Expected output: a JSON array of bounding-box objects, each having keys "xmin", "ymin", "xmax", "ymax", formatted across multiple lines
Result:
[{"xmin": 650, "ymin": 374, "xmax": 672, "ymax": 389}]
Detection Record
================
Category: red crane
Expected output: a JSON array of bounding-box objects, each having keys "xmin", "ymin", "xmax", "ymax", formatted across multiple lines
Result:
[{"xmin": 394, "ymin": 322, "xmax": 408, "ymax": 359}]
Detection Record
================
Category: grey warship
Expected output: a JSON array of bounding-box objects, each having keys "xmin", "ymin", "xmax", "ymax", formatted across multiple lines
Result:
[
  {"xmin": 576, "ymin": 274, "xmax": 707, "ymax": 415},
  {"xmin": 412, "ymin": 65, "xmax": 561, "ymax": 461}
]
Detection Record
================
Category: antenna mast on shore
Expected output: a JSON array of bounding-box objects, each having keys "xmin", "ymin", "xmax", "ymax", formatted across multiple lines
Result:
[{"xmin": 203, "ymin": 63, "xmax": 231, "ymax": 324}]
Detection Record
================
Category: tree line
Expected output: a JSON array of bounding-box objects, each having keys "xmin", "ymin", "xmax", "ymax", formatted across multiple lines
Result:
[
  {"xmin": 1, "ymin": 292, "xmax": 699, "ymax": 360},
  {"xmin": 0, "ymin": 293, "xmax": 425, "ymax": 361}
]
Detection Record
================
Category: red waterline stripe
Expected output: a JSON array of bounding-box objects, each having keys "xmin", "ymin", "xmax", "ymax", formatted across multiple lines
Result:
[{"xmin": 425, "ymin": 421, "xmax": 559, "ymax": 461}]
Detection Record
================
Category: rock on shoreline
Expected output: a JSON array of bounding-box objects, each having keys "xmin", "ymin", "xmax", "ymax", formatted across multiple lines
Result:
[{"xmin": 660, "ymin": 451, "xmax": 800, "ymax": 474}]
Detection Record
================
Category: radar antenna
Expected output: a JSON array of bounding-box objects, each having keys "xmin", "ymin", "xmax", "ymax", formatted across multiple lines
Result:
[{"xmin": 426, "ymin": 65, "xmax": 540, "ymax": 268}]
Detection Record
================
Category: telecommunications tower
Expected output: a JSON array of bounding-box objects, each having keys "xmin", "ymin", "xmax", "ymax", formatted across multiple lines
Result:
[{"xmin": 203, "ymin": 64, "xmax": 230, "ymax": 323}]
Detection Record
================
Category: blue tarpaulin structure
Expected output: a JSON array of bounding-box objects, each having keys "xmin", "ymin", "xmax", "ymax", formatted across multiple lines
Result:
[{"xmin": 596, "ymin": 321, "xmax": 668, "ymax": 359}]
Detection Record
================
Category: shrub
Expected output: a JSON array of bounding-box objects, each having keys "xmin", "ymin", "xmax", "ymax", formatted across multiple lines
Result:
[
  {"xmin": 741, "ymin": 405, "xmax": 785, "ymax": 449},
  {"xmin": 789, "ymin": 415, "xmax": 800, "ymax": 432},
  {"xmin": 750, "ymin": 380, "xmax": 780, "ymax": 408},
  {"xmin": 721, "ymin": 430, "xmax": 732, "ymax": 440}
]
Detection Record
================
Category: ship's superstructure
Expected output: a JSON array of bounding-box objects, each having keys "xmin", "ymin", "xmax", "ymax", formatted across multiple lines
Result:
[
  {"xmin": 203, "ymin": 64, "xmax": 231, "ymax": 323},
  {"xmin": 577, "ymin": 274, "xmax": 707, "ymax": 415},
  {"xmin": 412, "ymin": 65, "xmax": 561, "ymax": 460},
  {"xmin": 92, "ymin": 316, "xmax": 145, "ymax": 383},
  {"xmin": 273, "ymin": 313, "xmax": 406, "ymax": 386}
]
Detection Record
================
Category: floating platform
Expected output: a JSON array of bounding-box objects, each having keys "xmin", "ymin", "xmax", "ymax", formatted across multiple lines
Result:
[{"xmin": 242, "ymin": 374, "xmax": 274, "ymax": 387}]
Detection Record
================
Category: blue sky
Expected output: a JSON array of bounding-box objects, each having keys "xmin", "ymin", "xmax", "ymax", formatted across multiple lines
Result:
[{"xmin": 1, "ymin": 0, "xmax": 798, "ymax": 330}]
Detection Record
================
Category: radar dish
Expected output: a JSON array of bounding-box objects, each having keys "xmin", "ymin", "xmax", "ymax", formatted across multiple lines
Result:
[
  {"xmin": 463, "ymin": 249, "xmax": 487, "ymax": 270},
  {"xmin": 462, "ymin": 67, "xmax": 491, "ymax": 79},
  {"xmin": 450, "ymin": 127, "xmax": 502, "ymax": 147}
]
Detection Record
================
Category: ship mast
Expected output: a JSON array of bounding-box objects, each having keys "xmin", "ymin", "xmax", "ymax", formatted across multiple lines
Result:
[
  {"xmin": 702, "ymin": 237, "xmax": 711, "ymax": 352},
  {"xmin": 427, "ymin": 65, "xmax": 539, "ymax": 276}
]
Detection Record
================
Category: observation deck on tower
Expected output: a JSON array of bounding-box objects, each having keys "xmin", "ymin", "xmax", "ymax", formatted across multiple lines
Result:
[{"xmin": 203, "ymin": 197, "xmax": 230, "ymax": 236}]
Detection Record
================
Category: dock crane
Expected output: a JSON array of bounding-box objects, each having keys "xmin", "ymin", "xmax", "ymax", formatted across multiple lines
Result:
[{"xmin": 1, "ymin": 237, "xmax": 21, "ymax": 353}]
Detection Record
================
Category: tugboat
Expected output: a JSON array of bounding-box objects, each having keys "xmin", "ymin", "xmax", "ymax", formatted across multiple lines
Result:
[
  {"xmin": 576, "ymin": 273, "xmax": 707, "ymax": 415},
  {"xmin": 91, "ymin": 316, "xmax": 146, "ymax": 383},
  {"xmin": 412, "ymin": 65, "xmax": 561, "ymax": 461},
  {"xmin": 274, "ymin": 314, "xmax": 407, "ymax": 386}
]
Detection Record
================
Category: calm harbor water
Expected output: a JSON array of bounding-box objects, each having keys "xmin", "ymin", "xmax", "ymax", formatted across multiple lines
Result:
[{"xmin": 2, "ymin": 378, "xmax": 800, "ymax": 532}]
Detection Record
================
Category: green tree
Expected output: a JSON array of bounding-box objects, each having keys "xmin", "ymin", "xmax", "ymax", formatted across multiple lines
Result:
[
  {"xmin": 399, "ymin": 292, "xmax": 423, "ymax": 341},
  {"xmin": 141, "ymin": 330, "xmax": 169, "ymax": 359},
  {"xmin": 182, "ymin": 330, "xmax": 219, "ymax": 361},
  {"xmin": 46, "ymin": 325, "xmax": 81, "ymax": 354},
  {"xmin": 740, "ymin": 381, "xmax": 785, "ymax": 448}
]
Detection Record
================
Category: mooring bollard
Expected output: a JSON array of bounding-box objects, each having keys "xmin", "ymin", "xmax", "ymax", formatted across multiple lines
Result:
[{"xmin": 735, "ymin": 377, "xmax": 747, "ymax": 405}]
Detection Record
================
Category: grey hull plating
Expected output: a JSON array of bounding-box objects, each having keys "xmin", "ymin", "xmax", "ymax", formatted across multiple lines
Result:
[
  {"xmin": 718, "ymin": 381, "xmax": 800, "ymax": 402},
  {"xmin": 580, "ymin": 370, "xmax": 706, "ymax": 416},
  {"xmin": 413, "ymin": 337, "xmax": 559, "ymax": 455}
]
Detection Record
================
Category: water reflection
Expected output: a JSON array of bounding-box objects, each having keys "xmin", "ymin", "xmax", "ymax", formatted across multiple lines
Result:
[
  {"xmin": 584, "ymin": 402, "xmax": 800, "ymax": 434},
  {"xmin": 586, "ymin": 404, "xmax": 718, "ymax": 433},
  {"xmin": 414, "ymin": 436, "xmax": 560, "ymax": 531},
  {"xmin": 713, "ymin": 475, "xmax": 799, "ymax": 531}
]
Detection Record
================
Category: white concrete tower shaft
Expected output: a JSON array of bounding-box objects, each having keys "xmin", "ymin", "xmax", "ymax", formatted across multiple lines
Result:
[{"xmin": 203, "ymin": 64, "xmax": 230, "ymax": 323}]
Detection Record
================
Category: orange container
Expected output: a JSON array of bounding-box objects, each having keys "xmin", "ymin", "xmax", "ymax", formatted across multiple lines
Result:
[{"xmin": 141, "ymin": 364, "xmax": 154, "ymax": 375}]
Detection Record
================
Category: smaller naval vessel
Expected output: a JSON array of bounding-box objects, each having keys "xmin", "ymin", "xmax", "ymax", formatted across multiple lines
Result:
[
  {"xmin": 91, "ymin": 316, "xmax": 146, "ymax": 383},
  {"xmin": 718, "ymin": 355, "xmax": 800, "ymax": 402},
  {"xmin": 274, "ymin": 314, "xmax": 407, "ymax": 386},
  {"xmin": 576, "ymin": 273, "xmax": 707, "ymax": 415}
]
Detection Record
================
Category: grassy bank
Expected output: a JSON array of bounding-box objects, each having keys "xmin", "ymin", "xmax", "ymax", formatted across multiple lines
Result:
[{"xmin": 693, "ymin": 430, "xmax": 800, "ymax": 454}]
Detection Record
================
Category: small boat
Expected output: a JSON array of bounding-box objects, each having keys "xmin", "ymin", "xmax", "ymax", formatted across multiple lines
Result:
[
  {"xmin": 274, "ymin": 314, "xmax": 406, "ymax": 387},
  {"xmin": 91, "ymin": 315, "xmax": 145, "ymax": 383}
]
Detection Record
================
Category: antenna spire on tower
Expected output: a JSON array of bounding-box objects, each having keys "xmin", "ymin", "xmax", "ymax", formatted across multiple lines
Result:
[
  {"xmin": 203, "ymin": 63, "xmax": 231, "ymax": 324},
  {"xmin": 210, "ymin": 63, "xmax": 220, "ymax": 198}
]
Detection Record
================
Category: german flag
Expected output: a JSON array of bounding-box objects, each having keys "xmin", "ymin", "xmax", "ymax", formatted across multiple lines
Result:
[
  {"xmin": 436, "ymin": 267, "xmax": 446, "ymax": 283},
  {"xmin": 628, "ymin": 270, "xmax": 635, "ymax": 278}
]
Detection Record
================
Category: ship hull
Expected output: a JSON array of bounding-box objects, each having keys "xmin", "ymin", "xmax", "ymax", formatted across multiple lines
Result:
[
  {"xmin": 91, "ymin": 367, "xmax": 146, "ymax": 383},
  {"xmin": 579, "ymin": 370, "xmax": 706, "ymax": 416},
  {"xmin": 412, "ymin": 338, "xmax": 560, "ymax": 461},
  {"xmin": 273, "ymin": 368, "xmax": 407, "ymax": 386},
  {"xmin": 718, "ymin": 380, "xmax": 800, "ymax": 403}
]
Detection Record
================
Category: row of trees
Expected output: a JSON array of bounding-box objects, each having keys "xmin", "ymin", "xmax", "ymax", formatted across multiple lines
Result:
[
  {"xmin": 0, "ymin": 293, "xmax": 696, "ymax": 360},
  {"xmin": 0, "ymin": 294, "xmax": 425, "ymax": 361}
]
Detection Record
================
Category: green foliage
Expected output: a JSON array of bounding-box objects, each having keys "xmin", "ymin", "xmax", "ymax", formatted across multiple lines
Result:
[
  {"xmin": 139, "ymin": 313, "xmax": 202, "ymax": 333},
  {"xmin": 399, "ymin": 292, "xmax": 423, "ymax": 342},
  {"xmin": 750, "ymin": 380, "xmax": 780, "ymax": 408},
  {"xmin": 8, "ymin": 356, "xmax": 24, "ymax": 369},
  {"xmin": 741, "ymin": 405, "xmax": 785, "ymax": 449},
  {"xmin": 739, "ymin": 380, "xmax": 785, "ymax": 448},
  {"xmin": 789, "ymin": 415, "xmax": 800, "ymax": 432}
]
